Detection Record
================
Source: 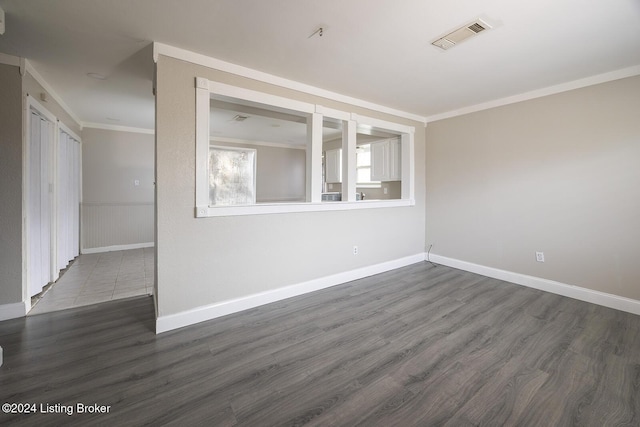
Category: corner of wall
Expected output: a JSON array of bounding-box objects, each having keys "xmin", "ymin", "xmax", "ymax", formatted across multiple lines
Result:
[
  {"xmin": 429, "ymin": 253, "xmax": 640, "ymax": 317},
  {"xmin": 0, "ymin": 301, "xmax": 29, "ymax": 322}
]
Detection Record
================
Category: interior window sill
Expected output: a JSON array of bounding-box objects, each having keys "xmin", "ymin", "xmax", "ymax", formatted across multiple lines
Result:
[{"xmin": 196, "ymin": 199, "xmax": 415, "ymax": 217}]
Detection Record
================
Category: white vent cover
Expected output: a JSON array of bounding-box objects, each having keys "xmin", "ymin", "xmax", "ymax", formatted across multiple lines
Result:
[{"xmin": 432, "ymin": 19, "xmax": 491, "ymax": 50}]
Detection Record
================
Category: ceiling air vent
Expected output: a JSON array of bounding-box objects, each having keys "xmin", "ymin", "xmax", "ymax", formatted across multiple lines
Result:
[
  {"xmin": 432, "ymin": 19, "xmax": 492, "ymax": 50},
  {"xmin": 467, "ymin": 22, "xmax": 487, "ymax": 33},
  {"xmin": 232, "ymin": 114, "xmax": 249, "ymax": 122}
]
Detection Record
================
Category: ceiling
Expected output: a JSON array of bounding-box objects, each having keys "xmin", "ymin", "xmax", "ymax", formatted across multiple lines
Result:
[{"xmin": 1, "ymin": 0, "xmax": 639, "ymax": 131}]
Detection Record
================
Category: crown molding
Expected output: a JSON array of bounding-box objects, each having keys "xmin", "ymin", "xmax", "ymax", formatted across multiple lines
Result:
[
  {"xmin": 82, "ymin": 122, "xmax": 154, "ymax": 135},
  {"xmin": 24, "ymin": 60, "xmax": 83, "ymax": 128},
  {"xmin": 153, "ymin": 42, "xmax": 427, "ymax": 125},
  {"xmin": 426, "ymin": 65, "xmax": 640, "ymax": 123},
  {"xmin": 0, "ymin": 52, "xmax": 20, "ymax": 67},
  {"xmin": 210, "ymin": 136, "xmax": 305, "ymax": 150}
]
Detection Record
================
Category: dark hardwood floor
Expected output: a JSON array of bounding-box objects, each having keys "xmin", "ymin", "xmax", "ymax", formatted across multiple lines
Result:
[{"xmin": 1, "ymin": 262, "xmax": 639, "ymax": 426}]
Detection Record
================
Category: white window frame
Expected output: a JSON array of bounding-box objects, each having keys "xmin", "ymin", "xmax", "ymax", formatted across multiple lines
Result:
[
  {"xmin": 355, "ymin": 144, "xmax": 381, "ymax": 189},
  {"xmin": 195, "ymin": 77, "xmax": 415, "ymax": 217}
]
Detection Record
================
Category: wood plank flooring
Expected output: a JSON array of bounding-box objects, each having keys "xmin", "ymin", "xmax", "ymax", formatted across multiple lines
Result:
[{"xmin": 1, "ymin": 262, "xmax": 639, "ymax": 426}]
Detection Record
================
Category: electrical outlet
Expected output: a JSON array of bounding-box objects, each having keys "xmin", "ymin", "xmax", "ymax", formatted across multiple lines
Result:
[
  {"xmin": 353, "ymin": 246, "xmax": 358, "ymax": 255},
  {"xmin": 536, "ymin": 252, "xmax": 545, "ymax": 262}
]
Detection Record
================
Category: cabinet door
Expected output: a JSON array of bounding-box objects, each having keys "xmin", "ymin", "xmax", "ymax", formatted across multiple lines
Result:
[
  {"xmin": 388, "ymin": 138, "xmax": 401, "ymax": 181},
  {"xmin": 371, "ymin": 138, "xmax": 401, "ymax": 182},
  {"xmin": 325, "ymin": 149, "xmax": 342, "ymax": 183},
  {"xmin": 370, "ymin": 141, "xmax": 387, "ymax": 181}
]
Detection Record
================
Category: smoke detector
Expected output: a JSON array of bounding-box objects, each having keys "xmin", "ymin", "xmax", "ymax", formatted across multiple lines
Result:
[{"xmin": 432, "ymin": 19, "xmax": 492, "ymax": 50}]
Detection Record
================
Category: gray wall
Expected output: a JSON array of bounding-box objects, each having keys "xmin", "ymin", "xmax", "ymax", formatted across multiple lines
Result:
[
  {"xmin": 81, "ymin": 127, "xmax": 155, "ymax": 250},
  {"xmin": 0, "ymin": 64, "xmax": 24, "ymax": 305},
  {"xmin": 0, "ymin": 64, "xmax": 83, "ymax": 309},
  {"xmin": 426, "ymin": 75, "xmax": 640, "ymax": 301},
  {"xmin": 82, "ymin": 128, "xmax": 154, "ymax": 204},
  {"xmin": 155, "ymin": 55, "xmax": 426, "ymax": 317},
  {"xmin": 212, "ymin": 140, "xmax": 306, "ymax": 203}
]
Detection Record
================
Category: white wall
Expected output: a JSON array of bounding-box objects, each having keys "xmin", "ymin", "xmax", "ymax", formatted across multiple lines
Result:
[
  {"xmin": 81, "ymin": 127, "xmax": 154, "ymax": 251},
  {"xmin": 426, "ymin": 75, "xmax": 640, "ymax": 302},
  {"xmin": 155, "ymin": 55, "xmax": 426, "ymax": 328}
]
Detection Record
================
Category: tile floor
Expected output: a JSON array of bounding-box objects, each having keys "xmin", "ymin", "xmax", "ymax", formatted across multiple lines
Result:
[{"xmin": 29, "ymin": 247, "xmax": 154, "ymax": 315}]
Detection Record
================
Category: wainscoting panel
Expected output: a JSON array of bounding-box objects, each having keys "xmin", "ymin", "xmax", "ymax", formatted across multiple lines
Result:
[{"xmin": 82, "ymin": 202, "xmax": 154, "ymax": 252}]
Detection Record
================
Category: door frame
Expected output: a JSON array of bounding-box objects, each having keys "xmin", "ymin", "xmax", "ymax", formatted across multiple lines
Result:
[{"xmin": 24, "ymin": 95, "xmax": 57, "ymax": 306}]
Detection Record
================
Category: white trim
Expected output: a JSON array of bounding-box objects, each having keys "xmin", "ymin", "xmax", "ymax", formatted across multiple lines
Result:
[
  {"xmin": 81, "ymin": 242, "xmax": 154, "ymax": 255},
  {"xmin": 156, "ymin": 253, "xmax": 425, "ymax": 333},
  {"xmin": 196, "ymin": 78, "xmax": 417, "ymax": 217},
  {"xmin": 196, "ymin": 199, "xmax": 414, "ymax": 217},
  {"xmin": 83, "ymin": 122, "xmax": 155, "ymax": 135},
  {"xmin": 58, "ymin": 120, "xmax": 82, "ymax": 143},
  {"xmin": 25, "ymin": 95, "xmax": 57, "ymax": 299},
  {"xmin": 27, "ymin": 94, "xmax": 57, "ymax": 123},
  {"xmin": 195, "ymin": 79, "xmax": 210, "ymax": 213},
  {"xmin": 343, "ymin": 120, "xmax": 357, "ymax": 201},
  {"xmin": 0, "ymin": 301, "xmax": 29, "ymax": 321},
  {"xmin": 351, "ymin": 113, "xmax": 416, "ymax": 136},
  {"xmin": 154, "ymin": 42, "xmax": 426, "ymax": 124},
  {"xmin": 208, "ymin": 80, "xmax": 316, "ymax": 114},
  {"xmin": 316, "ymin": 105, "xmax": 351, "ymax": 121},
  {"xmin": 426, "ymin": 65, "xmax": 640, "ymax": 123},
  {"xmin": 0, "ymin": 52, "xmax": 20, "ymax": 67},
  {"xmin": 428, "ymin": 253, "xmax": 640, "ymax": 316},
  {"xmin": 24, "ymin": 60, "xmax": 83, "ymax": 128},
  {"xmin": 211, "ymin": 136, "xmax": 306, "ymax": 150},
  {"xmin": 309, "ymin": 112, "xmax": 323, "ymax": 202}
]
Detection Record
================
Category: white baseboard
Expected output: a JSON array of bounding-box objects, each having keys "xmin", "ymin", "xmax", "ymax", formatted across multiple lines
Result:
[
  {"xmin": 156, "ymin": 253, "xmax": 425, "ymax": 334},
  {"xmin": 0, "ymin": 301, "xmax": 28, "ymax": 322},
  {"xmin": 81, "ymin": 242, "xmax": 155, "ymax": 254},
  {"xmin": 428, "ymin": 253, "xmax": 640, "ymax": 316}
]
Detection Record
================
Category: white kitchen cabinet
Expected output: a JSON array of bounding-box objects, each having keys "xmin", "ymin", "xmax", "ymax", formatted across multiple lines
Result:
[
  {"xmin": 371, "ymin": 138, "xmax": 401, "ymax": 181},
  {"xmin": 325, "ymin": 148, "xmax": 342, "ymax": 183}
]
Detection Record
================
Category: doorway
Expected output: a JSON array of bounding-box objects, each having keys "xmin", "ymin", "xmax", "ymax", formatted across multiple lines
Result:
[
  {"xmin": 27, "ymin": 102, "xmax": 54, "ymax": 297},
  {"xmin": 26, "ymin": 96, "xmax": 82, "ymax": 305}
]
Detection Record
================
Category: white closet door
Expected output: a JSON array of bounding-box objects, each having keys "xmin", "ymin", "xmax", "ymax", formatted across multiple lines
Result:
[
  {"xmin": 57, "ymin": 131, "xmax": 68, "ymax": 271},
  {"xmin": 28, "ymin": 111, "xmax": 53, "ymax": 297},
  {"xmin": 56, "ymin": 130, "xmax": 81, "ymax": 271},
  {"xmin": 72, "ymin": 140, "xmax": 80, "ymax": 257},
  {"xmin": 39, "ymin": 117, "xmax": 52, "ymax": 290},
  {"xmin": 28, "ymin": 112, "xmax": 43, "ymax": 296}
]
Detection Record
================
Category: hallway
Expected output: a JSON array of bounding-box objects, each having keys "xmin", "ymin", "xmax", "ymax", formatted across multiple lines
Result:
[{"xmin": 29, "ymin": 248, "xmax": 154, "ymax": 315}]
